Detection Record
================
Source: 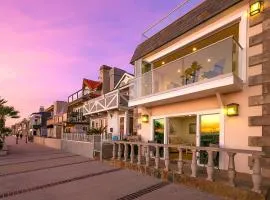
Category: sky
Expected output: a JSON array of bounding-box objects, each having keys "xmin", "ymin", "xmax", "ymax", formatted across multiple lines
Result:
[{"xmin": 0, "ymin": 0, "xmax": 202, "ymax": 126}]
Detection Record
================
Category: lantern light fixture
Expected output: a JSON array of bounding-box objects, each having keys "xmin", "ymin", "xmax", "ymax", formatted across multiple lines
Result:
[
  {"xmin": 141, "ymin": 114, "xmax": 149, "ymax": 123},
  {"xmin": 226, "ymin": 103, "xmax": 239, "ymax": 117},
  {"xmin": 250, "ymin": 1, "xmax": 263, "ymax": 16}
]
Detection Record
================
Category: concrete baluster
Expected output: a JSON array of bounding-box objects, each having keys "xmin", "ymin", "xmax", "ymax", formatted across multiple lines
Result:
[
  {"xmin": 124, "ymin": 143, "xmax": 128, "ymax": 162},
  {"xmin": 112, "ymin": 143, "xmax": 116, "ymax": 160},
  {"xmin": 145, "ymin": 145, "xmax": 150, "ymax": 167},
  {"xmin": 164, "ymin": 145, "xmax": 169, "ymax": 171},
  {"xmin": 227, "ymin": 152, "xmax": 236, "ymax": 187},
  {"xmin": 137, "ymin": 144, "xmax": 141, "ymax": 165},
  {"xmin": 207, "ymin": 150, "xmax": 214, "ymax": 181},
  {"xmin": 178, "ymin": 147, "xmax": 184, "ymax": 174},
  {"xmin": 191, "ymin": 149, "xmax": 197, "ymax": 177},
  {"xmin": 252, "ymin": 156, "xmax": 262, "ymax": 193},
  {"xmin": 118, "ymin": 143, "xmax": 122, "ymax": 160},
  {"xmin": 155, "ymin": 145, "xmax": 160, "ymax": 169},
  {"xmin": 130, "ymin": 144, "xmax": 134, "ymax": 164}
]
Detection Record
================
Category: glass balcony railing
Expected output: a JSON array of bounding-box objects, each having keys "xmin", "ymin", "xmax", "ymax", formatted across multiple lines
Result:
[{"xmin": 130, "ymin": 36, "xmax": 242, "ymax": 100}]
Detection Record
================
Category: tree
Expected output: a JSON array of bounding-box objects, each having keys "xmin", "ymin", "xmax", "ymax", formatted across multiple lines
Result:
[{"xmin": 0, "ymin": 97, "xmax": 19, "ymax": 148}]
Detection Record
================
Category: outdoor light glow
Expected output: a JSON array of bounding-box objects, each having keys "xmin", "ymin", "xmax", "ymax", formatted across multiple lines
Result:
[
  {"xmin": 226, "ymin": 103, "xmax": 239, "ymax": 116},
  {"xmin": 250, "ymin": 1, "xmax": 263, "ymax": 16},
  {"xmin": 177, "ymin": 69, "xmax": 181, "ymax": 73},
  {"xmin": 207, "ymin": 58, "xmax": 211, "ymax": 62},
  {"xmin": 141, "ymin": 114, "xmax": 149, "ymax": 123},
  {"xmin": 192, "ymin": 47, "xmax": 197, "ymax": 52},
  {"xmin": 162, "ymin": 61, "xmax": 165, "ymax": 65}
]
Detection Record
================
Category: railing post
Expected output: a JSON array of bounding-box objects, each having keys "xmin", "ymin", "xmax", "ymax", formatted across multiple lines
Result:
[
  {"xmin": 191, "ymin": 149, "xmax": 197, "ymax": 177},
  {"xmin": 227, "ymin": 152, "xmax": 236, "ymax": 187},
  {"xmin": 252, "ymin": 155, "xmax": 262, "ymax": 193},
  {"xmin": 207, "ymin": 150, "xmax": 214, "ymax": 181},
  {"xmin": 124, "ymin": 143, "xmax": 128, "ymax": 162},
  {"xmin": 112, "ymin": 143, "xmax": 116, "ymax": 160},
  {"xmin": 130, "ymin": 144, "xmax": 134, "ymax": 164},
  {"xmin": 118, "ymin": 143, "xmax": 122, "ymax": 160},
  {"xmin": 178, "ymin": 147, "xmax": 183, "ymax": 174},
  {"xmin": 155, "ymin": 145, "xmax": 160, "ymax": 169},
  {"xmin": 145, "ymin": 145, "xmax": 150, "ymax": 167},
  {"xmin": 137, "ymin": 144, "xmax": 141, "ymax": 165},
  {"xmin": 164, "ymin": 145, "xmax": 169, "ymax": 171}
]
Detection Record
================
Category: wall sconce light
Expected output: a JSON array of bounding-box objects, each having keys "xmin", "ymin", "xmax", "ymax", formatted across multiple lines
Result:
[
  {"xmin": 141, "ymin": 114, "xmax": 149, "ymax": 123},
  {"xmin": 250, "ymin": 1, "xmax": 263, "ymax": 16},
  {"xmin": 226, "ymin": 103, "xmax": 239, "ymax": 117}
]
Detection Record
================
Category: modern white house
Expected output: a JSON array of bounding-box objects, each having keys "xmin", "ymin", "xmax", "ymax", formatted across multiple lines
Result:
[{"xmin": 128, "ymin": 0, "xmax": 269, "ymax": 175}]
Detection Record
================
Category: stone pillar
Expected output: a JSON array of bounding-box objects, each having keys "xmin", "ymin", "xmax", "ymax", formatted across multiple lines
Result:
[{"xmin": 248, "ymin": 0, "xmax": 270, "ymax": 178}]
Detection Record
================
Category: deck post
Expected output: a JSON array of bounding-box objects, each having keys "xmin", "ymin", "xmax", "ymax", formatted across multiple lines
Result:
[
  {"xmin": 227, "ymin": 152, "xmax": 236, "ymax": 187},
  {"xmin": 130, "ymin": 144, "xmax": 134, "ymax": 164},
  {"xmin": 155, "ymin": 145, "xmax": 160, "ymax": 169},
  {"xmin": 206, "ymin": 150, "xmax": 214, "ymax": 181},
  {"xmin": 178, "ymin": 147, "xmax": 183, "ymax": 174},
  {"xmin": 145, "ymin": 145, "xmax": 150, "ymax": 167},
  {"xmin": 191, "ymin": 149, "xmax": 197, "ymax": 177},
  {"xmin": 118, "ymin": 143, "xmax": 122, "ymax": 160},
  {"xmin": 164, "ymin": 145, "xmax": 169, "ymax": 171},
  {"xmin": 112, "ymin": 143, "xmax": 116, "ymax": 160},
  {"xmin": 137, "ymin": 144, "xmax": 141, "ymax": 165},
  {"xmin": 124, "ymin": 143, "xmax": 128, "ymax": 162},
  {"xmin": 252, "ymin": 156, "xmax": 262, "ymax": 193}
]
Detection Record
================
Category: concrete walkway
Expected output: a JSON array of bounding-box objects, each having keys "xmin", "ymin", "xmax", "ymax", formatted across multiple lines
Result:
[{"xmin": 0, "ymin": 137, "xmax": 222, "ymax": 200}]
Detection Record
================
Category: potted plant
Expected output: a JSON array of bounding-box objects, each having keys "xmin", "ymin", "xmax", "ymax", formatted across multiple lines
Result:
[{"xmin": 181, "ymin": 61, "xmax": 202, "ymax": 85}]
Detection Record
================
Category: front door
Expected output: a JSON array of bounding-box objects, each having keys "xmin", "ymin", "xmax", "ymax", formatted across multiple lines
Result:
[{"xmin": 119, "ymin": 117, "xmax": 125, "ymax": 140}]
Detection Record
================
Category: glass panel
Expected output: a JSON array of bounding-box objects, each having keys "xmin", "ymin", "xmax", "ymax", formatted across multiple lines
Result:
[
  {"xmin": 130, "ymin": 37, "xmax": 241, "ymax": 100},
  {"xmin": 199, "ymin": 114, "xmax": 220, "ymax": 166},
  {"xmin": 153, "ymin": 118, "xmax": 165, "ymax": 144}
]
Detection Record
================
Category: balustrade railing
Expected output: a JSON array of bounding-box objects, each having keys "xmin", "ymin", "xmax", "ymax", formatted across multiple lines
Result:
[
  {"xmin": 62, "ymin": 133, "xmax": 101, "ymax": 143},
  {"xmin": 109, "ymin": 141, "xmax": 264, "ymax": 194}
]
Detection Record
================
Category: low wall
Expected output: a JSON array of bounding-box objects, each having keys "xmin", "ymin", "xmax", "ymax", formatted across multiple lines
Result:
[
  {"xmin": 61, "ymin": 140, "xmax": 94, "ymax": 158},
  {"xmin": 33, "ymin": 137, "xmax": 61, "ymax": 150}
]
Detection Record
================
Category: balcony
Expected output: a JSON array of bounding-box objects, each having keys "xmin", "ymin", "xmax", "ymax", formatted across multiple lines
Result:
[
  {"xmin": 68, "ymin": 89, "xmax": 100, "ymax": 105},
  {"xmin": 83, "ymin": 89, "xmax": 129, "ymax": 115},
  {"xmin": 129, "ymin": 37, "xmax": 243, "ymax": 107},
  {"xmin": 47, "ymin": 115, "xmax": 65, "ymax": 126},
  {"xmin": 66, "ymin": 112, "xmax": 88, "ymax": 124}
]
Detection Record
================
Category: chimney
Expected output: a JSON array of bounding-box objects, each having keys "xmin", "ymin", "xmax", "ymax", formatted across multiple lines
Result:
[
  {"xmin": 39, "ymin": 106, "xmax": 45, "ymax": 112},
  {"xmin": 99, "ymin": 65, "xmax": 112, "ymax": 94}
]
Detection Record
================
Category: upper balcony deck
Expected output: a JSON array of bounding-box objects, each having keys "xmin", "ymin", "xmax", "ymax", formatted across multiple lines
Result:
[
  {"xmin": 129, "ymin": 37, "xmax": 243, "ymax": 107},
  {"xmin": 83, "ymin": 89, "xmax": 129, "ymax": 116}
]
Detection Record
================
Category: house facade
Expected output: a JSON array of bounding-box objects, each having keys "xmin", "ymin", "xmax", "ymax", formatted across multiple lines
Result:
[
  {"xmin": 129, "ymin": 0, "xmax": 269, "ymax": 175},
  {"xmin": 65, "ymin": 78, "xmax": 102, "ymax": 133},
  {"xmin": 46, "ymin": 101, "xmax": 68, "ymax": 138},
  {"xmin": 29, "ymin": 106, "xmax": 51, "ymax": 137},
  {"xmin": 83, "ymin": 66, "xmax": 134, "ymax": 140}
]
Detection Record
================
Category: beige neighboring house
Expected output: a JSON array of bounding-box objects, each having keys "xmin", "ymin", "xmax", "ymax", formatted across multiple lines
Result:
[
  {"xmin": 46, "ymin": 101, "xmax": 68, "ymax": 139},
  {"xmin": 83, "ymin": 66, "xmax": 134, "ymax": 140},
  {"xmin": 129, "ymin": 0, "xmax": 270, "ymax": 175}
]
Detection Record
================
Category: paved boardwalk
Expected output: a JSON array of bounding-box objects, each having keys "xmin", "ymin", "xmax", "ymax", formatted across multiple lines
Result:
[{"xmin": 0, "ymin": 137, "xmax": 222, "ymax": 200}]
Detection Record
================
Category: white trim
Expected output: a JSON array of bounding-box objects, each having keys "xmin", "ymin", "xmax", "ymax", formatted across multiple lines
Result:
[
  {"xmin": 129, "ymin": 73, "xmax": 242, "ymax": 107},
  {"xmin": 114, "ymin": 73, "xmax": 134, "ymax": 90}
]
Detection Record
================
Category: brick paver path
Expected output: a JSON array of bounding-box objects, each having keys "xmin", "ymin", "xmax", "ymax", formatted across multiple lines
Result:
[{"xmin": 0, "ymin": 136, "xmax": 222, "ymax": 200}]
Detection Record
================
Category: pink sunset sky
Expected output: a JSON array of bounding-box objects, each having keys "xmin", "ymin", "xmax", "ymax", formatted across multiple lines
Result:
[{"xmin": 0, "ymin": 0, "xmax": 202, "ymax": 126}]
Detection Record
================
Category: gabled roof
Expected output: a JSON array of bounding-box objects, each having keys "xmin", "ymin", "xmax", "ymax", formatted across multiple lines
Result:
[
  {"xmin": 83, "ymin": 79, "xmax": 102, "ymax": 90},
  {"xmin": 130, "ymin": 0, "xmax": 243, "ymax": 64},
  {"xmin": 114, "ymin": 73, "xmax": 134, "ymax": 89}
]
